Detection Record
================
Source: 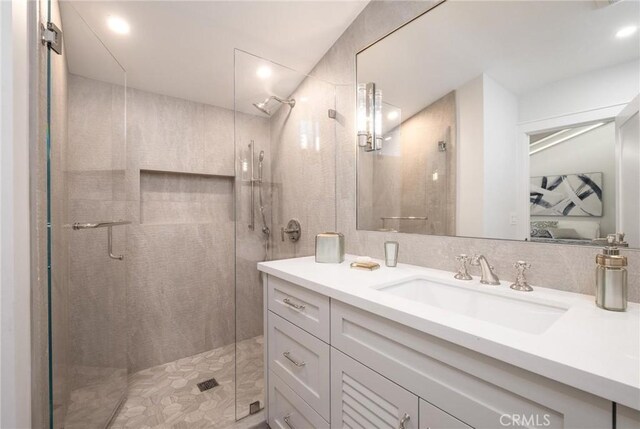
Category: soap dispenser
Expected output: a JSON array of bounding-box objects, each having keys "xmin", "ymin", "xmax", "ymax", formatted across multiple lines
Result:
[{"xmin": 595, "ymin": 236, "xmax": 628, "ymax": 311}]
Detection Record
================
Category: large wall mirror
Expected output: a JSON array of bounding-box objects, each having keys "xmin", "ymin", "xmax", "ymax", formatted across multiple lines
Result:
[{"xmin": 356, "ymin": 0, "xmax": 640, "ymax": 248}]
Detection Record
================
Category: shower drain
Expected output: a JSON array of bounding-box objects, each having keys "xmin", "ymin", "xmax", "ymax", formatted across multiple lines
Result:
[{"xmin": 197, "ymin": 377, "xmax": 219, "ymax": 392}]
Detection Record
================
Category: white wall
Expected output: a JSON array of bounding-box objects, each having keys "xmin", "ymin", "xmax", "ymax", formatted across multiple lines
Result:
[
  {"xmin": 456, "ymin": 74, "xmax": 520, "ymax": 239},
  {"xmin": 456, "ymin": 75, "xmax": 484, "ymax": 237},
  {"xmin": 483, "ymin": 75, "xmax": 519, "ymax": 239},
  {"xmin": 530, "ymin": 122, "xmax": 616, "ymax": 236},
  {"xmin": 519, "ymin": 60, "xmax": 639, "ymax": 123},
  {"xmin": 0, "ymin": 0, "xmax": 32, "ymax": 427}
]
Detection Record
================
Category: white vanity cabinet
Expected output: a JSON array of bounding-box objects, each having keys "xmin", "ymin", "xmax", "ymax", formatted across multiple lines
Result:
[
  {"xmin": 419, "ymin": 400, "xmax": 471, "ymax": 429},
  {"xmin": 263, "ymin": 274, "xmax": 618, "ymax": 429},
  {"xmin": 267, "ymin": 275, "xmax": 330, "ymax": 342},
  {"xmin": 269, "ymin": 371, "xmax": 330, "ymax": 429},
  {"xmin": 268, "ymin": 312, "xmax": 330, "ymax": 420},
  {"xmin": 330, "ymin": 300, "xmax": 611, "ymax": 429},
  {"xmin": 331, "ymin": 348, "xmax": 418, "ymax": 429}
]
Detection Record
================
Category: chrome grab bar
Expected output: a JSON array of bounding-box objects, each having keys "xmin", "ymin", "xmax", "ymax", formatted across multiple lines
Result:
[
  {"xmin": 381, "ymin": 216, "xmax": 428, "ymax": 230},
  {"xmin": 283, "ymin": 297, "xmax": 305, "ymax": 311},
  {"xmin": 283, "ymin": 414, "xmax": 296, "ymax": 429},
  {"xmin": 283, "ymin": 351, "xmax": 306, "ymax": 367},
  {"xmin": 72, "ymin": 220, "xmax": 131, "ymax": 260}
]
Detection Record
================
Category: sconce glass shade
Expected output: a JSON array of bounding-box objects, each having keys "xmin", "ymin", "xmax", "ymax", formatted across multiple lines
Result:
[
  {"xmin": 374, "ymin": 89, "xmax": 383, "ymax": 151},
  {"xmin": 356, "ymin": 82, "xmax": 383, "ymax": 151},
  {"xmin": 357, "ymin": 83, "xmax": 368, "ymax": 147}
]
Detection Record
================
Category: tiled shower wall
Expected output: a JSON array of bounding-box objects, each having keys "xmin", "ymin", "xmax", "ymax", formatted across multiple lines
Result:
[
  {"xmin": 358, "ymin": 91, "xmax": 456, "ymax": 235},
  {"xmin": 281, "ymin": 0, "xmax": 640, "ymax": 301},
  {"xmin": 67, "ymin": 74, "xmax": 270, "ymax": 373},
  {"xmin": 269, "ymin": 75, "xmax": 337, "ymax": 261},
  {"xmin": 128, "ymin": 83, "xmax": 270, "ymax": 371},
  {"xmin": 399, "ymin": 91, "xmax": 456, "ymax": 235},
  {"xmin": 235, "ymin": 113, "xmax": 271, "ymax": 343}
]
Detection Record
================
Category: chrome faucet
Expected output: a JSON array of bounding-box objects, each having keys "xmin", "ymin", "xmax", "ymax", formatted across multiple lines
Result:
[{"xmin": 471, "ymin": 254, "xmax": 500, "ymax": 285}]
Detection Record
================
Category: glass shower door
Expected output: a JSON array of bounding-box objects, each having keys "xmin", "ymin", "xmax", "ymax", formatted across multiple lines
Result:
[
  {"xmin": 233, "ymin": 50, "xmax": 337, "ymax": 421},
  {"xmin": 46, "ymin": 2, "xmax": 128, "ymax": 428}
]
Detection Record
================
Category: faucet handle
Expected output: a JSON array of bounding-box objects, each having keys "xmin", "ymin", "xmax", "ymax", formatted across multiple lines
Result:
[
  {"xmin": 454, "ymin": 254, "xmax": 472, "ymax": 280},
  {"xmin": 470, "ymin": 254, "xmax": 480, "ymax": 266},
  {"xmin": 456, "ymin": 254, "xmax": 470, "ymax": 263},
  {"xmin": 510, "ymin": 260, "xmax": 533, "ymax": 292}
]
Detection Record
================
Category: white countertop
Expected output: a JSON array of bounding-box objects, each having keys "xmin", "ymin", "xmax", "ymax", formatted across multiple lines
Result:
[{"xmin": 258, "ymin": 255, "xmax": 640, "ymax": 410}]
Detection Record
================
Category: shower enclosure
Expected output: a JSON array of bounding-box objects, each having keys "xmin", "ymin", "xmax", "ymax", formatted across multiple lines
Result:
[
  {"xmin": 43, "ymin": 2, "xmax": 128, "ymax": 428},
  {"xmin": 42, "ymin": 2, "xmax": 337, "ymax": 427},
  {"xmin": 234, "ymin": 49, "xmax": 338, "ymax": 419}
]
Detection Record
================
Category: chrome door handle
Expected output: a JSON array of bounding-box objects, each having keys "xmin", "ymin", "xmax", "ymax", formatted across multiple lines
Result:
[
  {"xmin": 283, "ymin": 351, "xmax": 306, "ymax": 367},
  {"xmin": 399, "ymin": 413, "xmax": 410, "ymax": 429},
  {"xmin": 72, "ymin": 220, "xmax": 131, "ymax": 229},
  {"xmin": 283, "ymin": 297, "xmax": 305, "ymax": 311},
  {"xmin": 72, "ymin": 220, "xmax": 130, "ymax": 260},
  {"xmin": 107, "ymin": 226, "xmax": 123, "ymax": 260},
  {"xmin": 283, "ymin": 413, "xmax": 296, "ymax": 429}
]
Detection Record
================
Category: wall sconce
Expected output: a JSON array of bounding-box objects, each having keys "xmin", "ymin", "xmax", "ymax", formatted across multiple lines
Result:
[{"xmin": 357, "ymin": 82, "xmax": 382, "ymax": 151}]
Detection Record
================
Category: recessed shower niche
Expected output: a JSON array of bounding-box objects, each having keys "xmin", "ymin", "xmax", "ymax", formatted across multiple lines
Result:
[{"xmin": 140, "ymin": 169, "xmax": 234, "ymax": 225}]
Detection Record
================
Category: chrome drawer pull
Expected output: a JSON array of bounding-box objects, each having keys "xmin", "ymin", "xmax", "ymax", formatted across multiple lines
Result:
[
  {"xmin": 283, "ymin": 297, "xmax": 305, "ymax": 311},
  {"xmin": 283, "ymin": 413, "xmax": 296, "ymax": 429},
  {"xmin": 283, "ymin": 351, "xmax": 306, "ymax": 367},
  {"xmin": 399, "ymin": 413, "xmax": 410, "ymax": 429}
]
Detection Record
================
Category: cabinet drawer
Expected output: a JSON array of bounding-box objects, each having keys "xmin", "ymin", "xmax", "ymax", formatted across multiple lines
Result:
[
  {"xmin": 269, "ymin": 370, "xmax": 329, "ymax": 429},
  {"xmin": 268, "ymin": 312, "xmax": 330, "ymax": 420},
  {"xmin": 331, "ymin": 348, "xmax": 418, "ymax": 429},
  {"xmin": 268, "ymin": 275, "xmax": 330, "ymax": 342},
  {"xmin": 420, "ymin": 399, "xmax": 471, "ymax": 429},
  {"xmin": 331, "ymin": 300, "xmax": 611, "ymax": 429}
]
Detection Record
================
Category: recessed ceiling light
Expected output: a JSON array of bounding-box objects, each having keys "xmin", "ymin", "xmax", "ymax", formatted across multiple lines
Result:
[
  {"xmin": 256, "ymin": 66, "xmax": 272, "ymax": 80},
  {"xmin": 107, "ymin": 16, "xmax": 130, "ymax": 35},
  {"xmin": 616, "ymin": 25, "xmax": 637, "ymax": 39},
  {"xmin": 387, "ymin": 111, "xmax": 399, "ymax": 121}
]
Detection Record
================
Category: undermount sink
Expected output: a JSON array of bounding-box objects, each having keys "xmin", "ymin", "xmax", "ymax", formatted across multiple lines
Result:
[{"xmin": 377, "ymin": 278, "xmax": 568, "ymax": 334}]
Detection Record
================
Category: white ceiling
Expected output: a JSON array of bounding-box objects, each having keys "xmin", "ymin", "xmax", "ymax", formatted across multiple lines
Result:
[
  {"xmin": 61, "ymin": 0, "xmax": 367, "ymax": 111},
  {"xmin": 358, "ymin": 0, "xmax": 640, "ymax": 124}
]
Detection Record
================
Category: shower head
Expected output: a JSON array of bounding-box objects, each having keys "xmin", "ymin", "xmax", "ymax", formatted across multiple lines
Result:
[
  {"xmin": 252, "ymin": 95, "xmax": 296, "ymax": 116},
  {"xmin": 259, "ymin": 150, "xmax": 265, "ymax": 162},
  {"xmin": 252, "ymin": 101, "xmax": 271, "ymax": 115}
]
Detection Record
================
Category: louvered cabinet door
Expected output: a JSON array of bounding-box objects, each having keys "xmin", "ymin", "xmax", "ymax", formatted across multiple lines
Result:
[{"xmin": 331, "ymin": 348, "xmax": 418, "ymax": 429}]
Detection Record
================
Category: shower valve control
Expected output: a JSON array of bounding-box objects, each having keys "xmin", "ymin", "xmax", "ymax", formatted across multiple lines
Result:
[{"xmin": 281, "ymin": 219, "xmax": 301, "ymax": 242}]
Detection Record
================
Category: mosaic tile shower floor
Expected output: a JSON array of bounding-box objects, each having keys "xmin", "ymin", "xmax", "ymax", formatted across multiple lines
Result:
[{"xmin": 109, "ymin": 336, "xmax": 264, "ymax": 429}]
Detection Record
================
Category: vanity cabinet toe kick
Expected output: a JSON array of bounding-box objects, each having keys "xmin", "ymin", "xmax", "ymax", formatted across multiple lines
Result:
[{"xmin": 262, "ymin": 274, "xmax": 639, "ymax": 429}]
